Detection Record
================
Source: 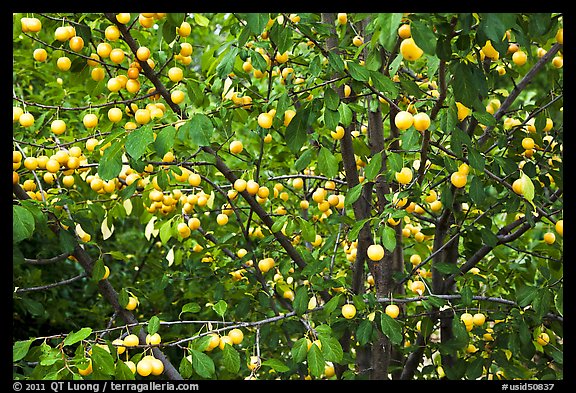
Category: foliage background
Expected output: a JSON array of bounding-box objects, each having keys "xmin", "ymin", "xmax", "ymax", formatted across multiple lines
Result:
[{"xmin": 12, "ymin": 12, "xmax": 563, "ymax": 382}]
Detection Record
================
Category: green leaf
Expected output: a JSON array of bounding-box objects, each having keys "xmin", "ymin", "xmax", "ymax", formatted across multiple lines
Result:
[
  {"xmin": 179, "ymin": 302, "xmax": 201, "ymax": 318},
  {"xmin": 546, "ymin": 345, "xmax": 563, "ymax": 366},
  {"xmin": 75, "ymin": 22, "xmax": 92, "ymax": 43},
  {"xmin": 269, "ymin": 22, "xmax": 293, "ymax": 54},
  {"xmin": 13, "ymin": 205, "xmax": 35, "ymax": 243},
  {"xmin": 147, "ymin": 316, "xmax": 160, "ymax": 335},
  {"xmin": 322, "ymin": 294, "xmax": 341, "ymax": 317},
  {"xmin": 356, "ymin": 320, "xmax": 374, "ymax": 346},
  {"xmin": 516, "ymin": 285, "xmax": 538, "ymax": 307},
  {"xmin": 285, "ymin": 101, "xmax": 320, "ymax": 154},
  {"xmin": 328, "ymin": 51, "xmax": 345, "ymax": 73},
  {"xmin": 70, "ymin": 56, "xmax": 87, "ymax": 73},
  {"xmin": 450, "ymin": 316, "xmax": 469, "ymax": 349},
  {"xmin": 91, "ymin": 345, "xmax": 115, "ymax": 376},
  {"xmin": 159, "ymin": 219, "xmax": 173, "ymax": 244},
  {"xmin": 63, "ymin": 327, "xmax": 92, "ymax": 346},
  {"xmin": 477, "ymin": 13, "xmax": 516, "ymax": 44},
  {"xmin": 533, "ymin": 288, "xmax": 553, "ymax": 320},
  {"xmin": 317, "ymin": 147, "xmax": 339, "ymax": 178},
  {"xmin": 271, "ymin": 215, "xmax": 289, "ymax": 233},
  {"xmin": 187, "ymin": 114, "xmax": 214, "ymax": 147},
  {"xmin": 555, "ymin": 290, "xmax": 563, "ymax": 317},
  {"xmin": 294, "ymin": 149, "xmax": 313, "ymax": 172},
  {"xmin": 308, "ymin": 54, "xmax": 323, "ymax": 77},
  {"xmin": 58, "ymin": 229, "xmax": 76, "ymax": 252},
  {"xmin": 222, "ymin": 344, "xmax": 240, "ymax": 373},
  {"xmin": 410, "ymin": 20, "xmax": 437, "ymax": 55},
  {"xmin": 518, "ymin": 318, "xmax": 531, "ymax": 346},
  {"xmin": 388, "ymin": 53, "xmax": 404, "ymax": 77},
  {"xmin": 153, "ymin": 126, "xmax": 177, "ymax": 157},
  {"xmin": 261, "ymin": 358, "xmax": 290, "ymax": 372},
  {"xmin": 162, "ymin": 20, "xmax": 177, "ymax": 44},
  {"xmin": 439, "ymin": 103, "xmax": 458, "ymax": 138},
  {"xmin": 125, "ymin": 125, "xmax": 154, "ymax": 160},
  {"xmin": 520, "ymin": 171, "xmax": 535, "ymax": 205},
  {"xmin": 98, "ymin": 137, "xmax": 124, "ymax": 180},
  {"xmin": 338, "ymin": 102, "xmax": 353, "ymax": 126},
  {"xmin": 318, "ymin": 334, "xmax": 343, "ymax": 363},
  {"xmin": 366, "ymin": 48, "xmax": 382, "ymax": 71},
  {"xmin": 348, "ymin": 218, "xmax": 372, "ymax": 241},
  {"xmin": 480, "ymin": 227, "xmax": 499, "ymax": 247},
  {"xmin": 118, "ymin": 288, "xmax": 129, "ymax": 309},
  {"xmin": 400, "ymin": 128, "xmax": 420, "ymax": 151},
  {"xmin": 387, "ymin": 152, "xmax": 403, "ymax": 172},
  {"xmin": 39, "ymin": 344, "xmax": 60, "ymax": 366},
  {"xmin": 291, "ymin": 337, "xmax": 308, "ymax": 363},
  {"xmin": 118, "ymin": 181, "xmax": 138, "ymax": 201},
  {"xmin": 399, "ymin": 77, "xmax": 425, "ymax": 99},
  {"xmin": 250, "ymin": 50, "xmax": 268, "ymax": 71},
  {"xmin": 433, "ymin": 262, "xmax": 460, "ymax": 274},
  {"xmin": 364, "ymin": 152, "xmax": 382, "ymax": 181},
  {"xmin": 380, "ymin": 225, "xmax": 397, "ymax": 252},
  {"xmin": 212, "ymin": 299, "xmax": 227, "ymax": 317},
  {"xmin": 13, "ymin": 340, "xmax": 33, "ymax": 362},
  {"xmin": 450, "ymin": 61, "xmax": 487, "ymax": 108},
  {"xmin": 370, "ymin": 71, "xmax": 399, "ymax": 97},
  {"xmin": 472, "ymin": 111, "xmax": 497, "ymax": 127},
  {"xmin": 300, "ymin": 218, "xmax": 316, "ymax": 243},
  {"xmin": 167, "ymin": 13, "xmax": 186, "ymax": 27},
  {"xmin": 91, "ymin": 258, "xmax": 106, "ymax": 281},
  {"xmin": 345, "ymin": 183, "xmax": 363, "ymax": 207},
  {"xmin": 115, "ymin": 360, "xmax": 136, "ymax": 380},
  {"xmin": 425, "ymin": 295, "xmax": 447, "ymax": 309},
  {"xmin": 380, "ymin": 313, "xmax": 403, "ymax": 345},
  {"xmin": 306, "ymin": 343, "xmax": 325, "ymax": 378},
  {"xmin": 324, "ymin": 87, "xmax": 340, "ymax": 111},
  {"xmin": 468, "ymin": 148, "xmax": 486, "ymax": 171},
  {"xmin": 377, "ymin": 13, "xmax": 404, "ymax": 50},
  {"xmin": 451, "ymin": 127, "xmax": 471, "ymax": 158},
  {"xmin": 276, "ymin": 93, "xmax": 291, "ymax": 120},
  {"xmin": 179, "ymin": 356, "xmax": 193, "ymax": 379},
  {"xmin": 293, "ymin": 286, "xmax": 309, "ymax": 316},
  {"xmin": 194, "ymin": 13, "xmax": 210, "ymax": 27},
  {"xmin": 301, "ymin": 257, "xmax": 327, "ymax": 277},
  {"xmin": 466, "ymin": 357, "xmax": 485, "ymax": 380},
  {"xmin": 348, "ymin": 61, "xmax": 370, "ymax": 82},
  {"xmin": 460, "ymin": 286, "xmax": 473, "ymax": 307},
  {"xmin": 469, "ymin": 176, "xmax": 486, "ymax": 206},
  {"xmin": 192, "ymin": 336, "xmax": 212, "ymax": 352},
  {"xmin": 216, "ymin": 45, "xmax": 239, "ymax": 78},
  {"xmin": 419, "ymin": 317, "xmax": 435, "ymax": 339},
  {"xmin": 189, "ymin": 349, "xmax": 215, "ymax": 378},
  {"xmin": 243, "ymin": 13, "xmax": 269, "ymax": 35}
]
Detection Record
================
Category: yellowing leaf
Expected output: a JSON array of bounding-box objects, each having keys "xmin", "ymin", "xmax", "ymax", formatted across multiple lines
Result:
[
  {"xmin": 206, "ymin": 191, "xmax": 215, "ymax": 209},
  {"xmin": 75, "ymin": 223, "xmax": 87, "ymax": 238},
  {"xmin": 222, "ymin": 77, "xmax": 234, "ymax": 100},
  {"xmin": 145, "ymin": 216, "xmax": 159, "ymax": 240},
  {"xmin": 308, "ymin": 296, "xmax": 318, "ymax": 310},
  {"xmin": 123, "ymin": 198, "xmax": 133, "ymax": 215},
  {"xmin": 166, "ymin": 246, "xmax": 175, "ymax": 267},
  {"xmin": 101, "ymin": 215, "xmax": 114, "ymax": 240}
]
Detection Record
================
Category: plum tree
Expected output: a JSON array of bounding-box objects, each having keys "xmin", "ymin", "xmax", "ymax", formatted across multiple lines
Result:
[{"xmin": 13, "ymin": 12, "xmax": 563, "ymax": 382}]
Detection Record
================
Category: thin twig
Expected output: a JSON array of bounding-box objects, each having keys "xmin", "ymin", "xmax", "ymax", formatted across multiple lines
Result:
[{"xmin": 15, "ymin": 273, "xmax": 88, "ymax": 293}]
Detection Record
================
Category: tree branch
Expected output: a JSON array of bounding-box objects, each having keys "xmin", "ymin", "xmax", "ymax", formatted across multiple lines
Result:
[
  {"xmin": 23, "ymin": 251, "xmax": 74, "ymax": 265},
  {"xmin": 478, "ymin": 42, "xmax": 562, "ymax": 146},
  {"xmin": 15, "ymin": 273, "xmax": 88, "ymax": 293}
]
